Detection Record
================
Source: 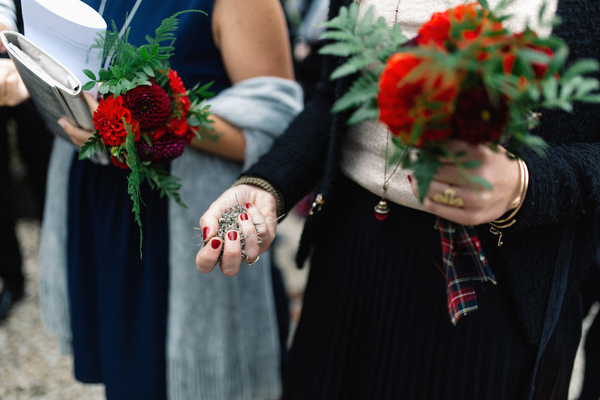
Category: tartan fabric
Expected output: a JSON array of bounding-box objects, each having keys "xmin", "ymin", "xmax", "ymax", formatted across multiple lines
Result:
[{"xmin": 437, "ymin": 217, "xmax": 497, "ymax": 325}]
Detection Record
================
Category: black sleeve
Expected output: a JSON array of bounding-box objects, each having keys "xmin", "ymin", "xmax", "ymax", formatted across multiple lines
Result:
[{"xmin": 243, "ymin": 52, "xmax": 338, "ymax": 214}]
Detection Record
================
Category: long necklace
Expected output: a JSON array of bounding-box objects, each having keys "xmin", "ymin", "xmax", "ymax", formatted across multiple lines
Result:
[
  {"xmin": 374, "ymin": 129, "xmax": 408, "ymax": 220},
  {"xmin": 373, "ymin": 0, "xmax": 404, "ymax": 221}
]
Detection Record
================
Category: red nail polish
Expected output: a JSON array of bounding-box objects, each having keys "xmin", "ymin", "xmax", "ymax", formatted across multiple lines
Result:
[
  {"xmin": 245, "ymin": 203, "xmax": 252, "ymax": 209},
  {"xmin": 210, "ymin": 238, "xmax": 221, "ymax": 249},
  {"xmin": 240, "ymin": 213, "xmax": 249, "ymax": 221},
  {"xmin": 203, "ymin": 227, "xmax": 210, "ymax": 238},
  {"xmin": 228, "ymin": 231, "xmax": 238, "ymax": 241},
  {"xmin": 407, "ymin": 174, "xmax": 413, "ymax": 183}
]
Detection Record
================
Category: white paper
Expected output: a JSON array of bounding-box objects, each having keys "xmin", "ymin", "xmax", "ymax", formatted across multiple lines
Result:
[{"xmin": 21, "ymin": 0, "xmax": 106, "ymax": 95}]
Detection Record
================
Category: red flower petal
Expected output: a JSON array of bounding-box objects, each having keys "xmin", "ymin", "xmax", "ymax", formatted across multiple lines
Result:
[
  {"xmin": 122, "ymin": 82, "xmax": 171, "ymax": 130},
  {"xmin": 94, "ymin": 95, "xmax": 140, "ymax": 147}
]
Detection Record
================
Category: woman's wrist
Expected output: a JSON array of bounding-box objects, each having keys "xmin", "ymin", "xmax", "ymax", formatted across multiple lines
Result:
[
  {"xmin": 231, "ymin": 175, "xmax": 285, "ymax": 217},
  {"xmin": 490, "ymin": 158, "xmax": 529, "ymax": 229}
]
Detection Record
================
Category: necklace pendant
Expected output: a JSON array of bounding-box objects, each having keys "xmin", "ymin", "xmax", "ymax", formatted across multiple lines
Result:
[{"xmin": 374, "ymin": 198, "xmax": 390, "ymax": 221}]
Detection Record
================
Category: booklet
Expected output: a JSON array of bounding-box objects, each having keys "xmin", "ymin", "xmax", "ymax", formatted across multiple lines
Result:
[
  {"xmin": 0, "ymin": 0, "xmax": 107, "ymax": 153},
  {"xmin": 21, "ymin": 0, "xmax": 106, "ymax": 96},
  {"xmin": 1, "ymin": 30, "xmax": 95, "ymax": 147}
]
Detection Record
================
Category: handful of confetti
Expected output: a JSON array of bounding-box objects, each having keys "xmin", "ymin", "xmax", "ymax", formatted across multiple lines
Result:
[{"xmin": 195, "ymin": 200, "xmax": 263, "ymax": 263}]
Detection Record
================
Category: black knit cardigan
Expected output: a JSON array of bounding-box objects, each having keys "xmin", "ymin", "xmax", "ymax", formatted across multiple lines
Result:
[{"xmin": 245, "ymin": 0, "xmax": 600, "ymax": 345}]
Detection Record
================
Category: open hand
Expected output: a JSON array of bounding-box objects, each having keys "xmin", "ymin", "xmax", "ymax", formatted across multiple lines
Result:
[{"xmin": 196, "ymin": 184, "xmax": 278, "ymax": 276}]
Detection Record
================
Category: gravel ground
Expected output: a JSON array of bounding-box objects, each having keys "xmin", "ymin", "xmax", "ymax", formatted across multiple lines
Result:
[
  {"xmin": 0, "ymin": 220, "xmax": 104, "ymax": 399},
  {"xmin": 0, "ymin": 216, "xmax": 594, "ymax": 399}
]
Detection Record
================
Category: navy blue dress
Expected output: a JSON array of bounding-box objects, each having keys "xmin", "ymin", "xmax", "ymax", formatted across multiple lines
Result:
[{"xmin": 67, "ymin": 1, "xmax": 229, "ymax": 398}]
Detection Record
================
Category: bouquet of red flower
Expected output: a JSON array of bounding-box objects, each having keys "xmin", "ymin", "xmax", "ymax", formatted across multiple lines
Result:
[
  {"xmin": 79, "ymin": 11, "xmax": 214, "ymax": 251},
  {"xmin": 319, "ymin": 1, "xmax": 600, "ymax": 324},
  {"xmin": 320, "ymin": 1, "xmax": 600, "ymax": 200}
]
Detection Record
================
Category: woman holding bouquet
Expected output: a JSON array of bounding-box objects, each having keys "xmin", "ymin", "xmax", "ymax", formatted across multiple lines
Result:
[
  {"xmin": 38, "ymin": 0, "xmax": 302, "ymax": 399},
  {"xmin": 196, "ymin": 0, "xmax": 600, "ymax": 399}
]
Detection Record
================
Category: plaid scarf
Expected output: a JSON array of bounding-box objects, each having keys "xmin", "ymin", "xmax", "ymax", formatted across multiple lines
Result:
[{"xmin": 436, "ymin": 217, "xmax": 497, "ymax": 325}]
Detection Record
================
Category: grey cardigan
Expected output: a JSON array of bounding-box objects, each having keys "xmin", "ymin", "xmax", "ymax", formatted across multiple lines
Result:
[{"xmin": 38, "ymin": 76, "xmax": 303, "ymax": 400}]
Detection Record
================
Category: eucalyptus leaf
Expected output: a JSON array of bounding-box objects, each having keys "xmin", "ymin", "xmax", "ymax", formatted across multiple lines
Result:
[
  {"xmin": 83, "ymin": 69, "xmax": 96, "ymax": 80},
  {"xmin": 82, "ymin": 81, "xmax": 97, "ymax": 91},
  {"xmin": 141, "ymin": 46, "xmax": 150, "ymax": 61},
  {"xmin": 98, "ymin": 69, "xmax": 110, "ymax": 80},
  {"xmin": 142, "ymin": 65, "xmax": 155, "ymax": 77},
  {"xmin": 99, "ymin": 84, "xmax": 111, "ymax": 95}
]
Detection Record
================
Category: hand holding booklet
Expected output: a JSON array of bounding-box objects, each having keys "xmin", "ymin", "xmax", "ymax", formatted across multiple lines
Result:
[{"xmin": 0, "ymin": 0, "xmax": 106, "ymax": 149}]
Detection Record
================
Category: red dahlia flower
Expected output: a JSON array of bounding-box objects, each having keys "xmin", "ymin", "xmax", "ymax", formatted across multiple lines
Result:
[
  {"xmin": 122, "ymin": 82, "xmax": 172, "ymax": 130},
  {"xmin": 417, "ymin": 3, "xmax": 504, "ymax": 48},
  {"xmin": 150, "ymin": 116, "xmax": 189, "ymax": 141},
  {"xmin": 169, "ymin": 69, "xmax": 191, "ymax": 116},
  {"xmin": 93, "ymin": 95, "xmax": 140, "ymax": 147},
  {"xmin": 168, "ymin": 69, "xmax": 186, "ymax": 94},
  {"xmin": 452, "ymin": 87, "xmax": 508, "ymax": 144},
  {"xmin": 416, "ymin": 11, "xmax": 451, "ymax": 47},
  {"xmin": 136, "ymin": 133, "xmax": 187, "ymax": 163},
  {"xmin": 377, "ymin": 52, "xmax": 458, "ymax": 147},
  {"xmin": 167, "ymin": 116, "xmax": 189, "ymax": 137}
]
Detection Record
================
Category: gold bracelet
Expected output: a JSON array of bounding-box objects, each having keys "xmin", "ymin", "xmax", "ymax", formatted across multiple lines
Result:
[
  {"xmin": 490, "ymin": 158, "xmax": 529, "ymax": 229},
  {"xmin": 491, "ymin": 159, "xmax": 526, "ymax": 224},
  {"xmin": 231, "ymin": 176, "xmax": 285, "ymax": 218}
]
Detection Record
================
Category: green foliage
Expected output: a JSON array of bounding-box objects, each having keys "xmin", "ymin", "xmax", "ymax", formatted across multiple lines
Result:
[
  {"xmin": 146, "ymin": 165, "xmax": 186, "ymax": 208},
  {"xmin": 123, "ymin": 122, "xmax": 145, "ymax": 257},
  {"xmin": 85, "ymin": 10, "xmax": 207, "ymax": 97},
  {"xmin": 320, "ymin": 3, "xmax": 600, "ymax": 202},
  {"xmin": 82, "ymin": 10, "xmax": 214, "ymax": 256},
  {"xmin": 79, "ymin": 131, "xmax": 105, "ymax": 159},
  {"xmin": 319, "ymin": 2, "xmax": 408, "ymax": 122}
]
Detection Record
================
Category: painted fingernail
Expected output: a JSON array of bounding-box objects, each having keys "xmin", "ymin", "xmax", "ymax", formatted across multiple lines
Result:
[
  {"xmin": 245, "ymin": 203, "xmax": 252, "ymax": 209},
  {"xmin": 203, "ymin": 227, "xmax": 210, "ymax": 238},
  {"xmin": 228, "ymin": 231, "xmax": 238, "ymax": 241},
  {"xmin": 407, "ymin": 174, "xmax": 413, "ymax": 183},
  {"xmin": 210, "ymin": 238, "xmax": 221, "ymax": 249},
  {"xmin": 240, "ymin": 213, "xmax": 249, "ymax": 221}
]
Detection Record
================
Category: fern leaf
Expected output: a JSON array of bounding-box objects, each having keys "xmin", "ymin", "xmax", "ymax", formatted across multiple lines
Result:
[
  {"xmin": 79, "ymin": 132, "xmax": 105, "ymax": 160},
  {"xmin": 123, "ymin": 121, "xmax": 145, "ymax": 257}
]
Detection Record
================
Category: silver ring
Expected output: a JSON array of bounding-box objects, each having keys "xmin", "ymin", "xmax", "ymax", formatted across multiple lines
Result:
[{"xmin": 247, "ymin": 255, "xmax": 260, "ymax": 265}]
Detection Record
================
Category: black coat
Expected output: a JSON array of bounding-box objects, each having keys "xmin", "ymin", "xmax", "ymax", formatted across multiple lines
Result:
[{"xmin": 245, "ymin": 0, "xmax": 600, "ymax": 345}]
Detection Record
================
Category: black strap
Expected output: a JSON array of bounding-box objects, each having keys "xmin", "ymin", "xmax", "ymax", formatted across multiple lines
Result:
[{"xmin": 526, "ymin": 221, "xmax": 575, "ymax": 400}]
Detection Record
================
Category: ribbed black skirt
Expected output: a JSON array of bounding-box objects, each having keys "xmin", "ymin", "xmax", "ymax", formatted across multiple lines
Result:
[{"xmin": 283, "ymin": 175, "xmax": 581, "ymax": 400}]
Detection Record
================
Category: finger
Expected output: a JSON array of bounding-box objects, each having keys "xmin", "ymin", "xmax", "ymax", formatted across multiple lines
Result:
[
  {"xmin": 83, "ymin": 92, "xmax": 99, "ymax": 112},
  {"xmin": 199, "ymin": 190, "xmax": 241, "ymax": 242},
  {"xmin": 245, "ymin": 202, "xmax": 274, "ymax": 252},
  {"xmin": 220, "ymin": 230, "xmax": 242, "ymax": 276},
  {"xmin": 426, "ymin": 180, "xmax": 483, "ymax": 211},
  {"xmin": 196, "ymin": 237, "xmax": 222, "ymax": 274},
  {"xmin": 0, "ymin": 67, "xmax": 7, "ymax": 104},
  {"xmin": 237, "ymin": 212, "xmax": 260, "ymax": 263},
  {"xmin": 422, "ymin": 181, "xmax": 494, "ymax": 225},
  {"xmin": 5, "ymin": 73, "xmax": 28, "ymax": 106},
  {"xmin": 422, "ymin": 195, "xmax": 486, "ymax": 226},
  {"xmin": 58, "ymin": 118, "xmax": 94, "ymax": 147},
  {"xmin": 198, "ymin": 212, "xmax": 219, "ymax": 244}
]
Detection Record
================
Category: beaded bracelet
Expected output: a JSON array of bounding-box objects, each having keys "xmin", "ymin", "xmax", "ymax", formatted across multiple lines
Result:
[{"xmin": 231, "ymin": 175, "xmax": 285, "ymax": 218}]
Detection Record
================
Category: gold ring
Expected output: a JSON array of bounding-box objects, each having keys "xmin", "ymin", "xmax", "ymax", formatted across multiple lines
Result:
[
  {"xmin": 247, "ymin": 255, "xmax": 260, "ymax": 265},
  {"xmin": 433, "ymin": 188, "xmax": 464, "ymax": 208}
]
